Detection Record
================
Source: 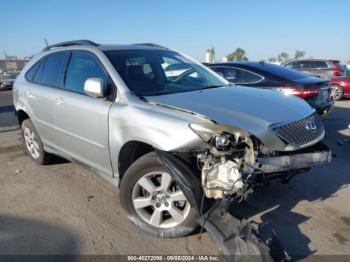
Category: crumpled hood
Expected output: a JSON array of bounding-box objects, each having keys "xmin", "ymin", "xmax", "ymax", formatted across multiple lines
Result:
[{"xmin": 146, "ymin": 86, "xmax": 314, "ymax": 133}]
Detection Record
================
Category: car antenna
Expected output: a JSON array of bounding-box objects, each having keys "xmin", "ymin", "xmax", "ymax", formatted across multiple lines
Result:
[{"xmin": 44, "ymin": 38, "xmax": 49, "ymax": 47}]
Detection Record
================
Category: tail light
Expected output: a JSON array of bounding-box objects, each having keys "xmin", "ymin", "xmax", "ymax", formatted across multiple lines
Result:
[
  {"xmin": 280, "ymin": 87, "xmax": 320, "ymax": 98},
  {"xmin": 333, "ymin": 62, "xmax": 341, "ymax": 76}
]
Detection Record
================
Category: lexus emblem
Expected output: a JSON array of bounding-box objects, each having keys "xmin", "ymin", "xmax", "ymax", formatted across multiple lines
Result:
[{"xmin": 305, "ymin": 121, "xmax": 317, "ymax": 133}]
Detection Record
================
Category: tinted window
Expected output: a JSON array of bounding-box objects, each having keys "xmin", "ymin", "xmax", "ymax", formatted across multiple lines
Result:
[
  {"xmin": 312, "ymin": 61, "xmax": 327, "ymax": 68},
  {"xmin": 26, "ymin": 60, "xmax": 43, "ymax": 81},
  {"xmin": 239, "ymin": 70, "xmax": 263, "ymax": 84},
  {"xmin": 211, "ymin": 67, "xmax": 263, "ymax": 84},
  {"xmin": 33, "ymin": 58, "xmax": 46, "ymax": 83},
  {"xmin": 65, "ymin": 52, "xmax": 108, "ymax": 94},
  {"xmin": 40, "ymin": 52, "xmax": 67, "ymax": 87},
  {"xmin": 284, "ymin": 62, "xmax": 295, "ymax": 69},
  {"xmin": 212, "ymin": 67, "xmax": 239, "ymax": 82},
  {"xmin": 298, "ymin": 61, "xmax": 314, "ymax": 69}
]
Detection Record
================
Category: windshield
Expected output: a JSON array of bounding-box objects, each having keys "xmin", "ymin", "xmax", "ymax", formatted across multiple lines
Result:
[{"xmin": 104, "ymin": 49, "xmax": 227, "ymax": 96}]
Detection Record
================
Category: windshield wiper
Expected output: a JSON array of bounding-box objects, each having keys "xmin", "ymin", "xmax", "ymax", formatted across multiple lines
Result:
[{"xmin": 200, "ymin": 85, "xmax": 225, "ymax": 90}]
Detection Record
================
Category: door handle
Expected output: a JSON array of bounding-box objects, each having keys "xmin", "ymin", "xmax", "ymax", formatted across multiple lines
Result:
[{"xmin": 55, "ymin": 97, "xmax": 65, "ymax": 105}]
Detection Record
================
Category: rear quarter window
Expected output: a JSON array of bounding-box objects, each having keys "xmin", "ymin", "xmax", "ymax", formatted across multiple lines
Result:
[
  {"xmin": 312, "ymin": 61, "xmax": 328, "ymax": 69},
  {"xmin": 25, "ymin": 59, "xmax": 43, "ymax": 81}
]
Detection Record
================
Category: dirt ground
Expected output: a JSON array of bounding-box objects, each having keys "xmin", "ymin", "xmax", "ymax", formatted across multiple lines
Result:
[{"xmin": 1, "ymin": 90, "xmax": 350, "ymax": 260}]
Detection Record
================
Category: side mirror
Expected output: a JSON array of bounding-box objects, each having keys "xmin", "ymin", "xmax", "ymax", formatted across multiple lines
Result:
[{"xmin": 84, "ymin": 78, "xmax": 105, "ymax": 98}]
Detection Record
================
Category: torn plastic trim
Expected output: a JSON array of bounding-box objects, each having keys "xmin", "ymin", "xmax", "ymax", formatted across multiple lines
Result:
[
  {"xmin": 156, "ymin": 150, "xmax": 289, "ymax": 260},
  {"xmin": 255, "ymin": 145, "xmax": 331, "ymax": 173},
  {"xmin": 198, "ymin": 200, "xmax": 289, "ymax": 261},
  {"xmin": 156, "ymin": 150, "xmax": 203, "ymax": 214}
]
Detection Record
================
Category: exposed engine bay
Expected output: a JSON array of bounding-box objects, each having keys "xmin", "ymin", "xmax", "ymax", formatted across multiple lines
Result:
[{"xmin": 196, "ymin": 131, "xmax": 331, "ymax": 200}]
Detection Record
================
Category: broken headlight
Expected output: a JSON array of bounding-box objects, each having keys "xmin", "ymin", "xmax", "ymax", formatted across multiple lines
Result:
[
  {"xmin": 214, "ymin": 133, "xmax": 231, "ymax": 148},
  {"xmin": 189, "ymin": 123, "xmax": 235, "ymax": 149}
]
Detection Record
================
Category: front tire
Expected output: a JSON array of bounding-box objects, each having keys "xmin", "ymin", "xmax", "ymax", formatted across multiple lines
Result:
[
  {"xmin": 119, "ymin": 152, "xmax": 197, "ymax": 238},
  {"xmin": 331, "ymin": 85, "xmax": 343, "ymax": 101},
  {"xmin": 21, "ymin": 119, "xmax": 51, "ymax": 165}
]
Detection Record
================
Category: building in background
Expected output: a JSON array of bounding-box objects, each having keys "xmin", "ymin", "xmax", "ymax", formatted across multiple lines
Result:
[
  {"xmin": 205, "ymin": 47, "xmax": 215, "ymax": 64},
  {"xmin": 0, "ymin": 56, "xmax": 30, "ymax": 72}
]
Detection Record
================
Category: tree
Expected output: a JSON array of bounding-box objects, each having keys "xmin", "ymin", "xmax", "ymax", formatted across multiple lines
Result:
[
  {"xmin": 294, "ymin": 50, "xmax": 305, "ymax": 60},
  {"xmin": 227, "ymin": 48, "xmax": 248, "ymax": 61},
  {"xmin": 277, "ymin": 52, "xmax": 289, "ymax": 64}
]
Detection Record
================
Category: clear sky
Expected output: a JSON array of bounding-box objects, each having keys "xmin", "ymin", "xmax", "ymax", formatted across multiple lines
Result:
[{"xmin": 1, "ymin": 0, "xmax": 349, "ymax": 62}]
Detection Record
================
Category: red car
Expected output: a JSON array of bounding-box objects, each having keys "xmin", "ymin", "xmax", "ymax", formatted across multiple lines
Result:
[{"xmin": 330, "ymin": 77, "xmax": 350, "ymax": 100}]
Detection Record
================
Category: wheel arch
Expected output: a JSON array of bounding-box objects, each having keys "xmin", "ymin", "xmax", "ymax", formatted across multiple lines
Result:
[
  {"xmin": 118, "ymin": 140, "xmax": 155, "ymax": 181},
  {"xmin": 17, "ymin": 109, "xmax": 30, "ymax": 126}
]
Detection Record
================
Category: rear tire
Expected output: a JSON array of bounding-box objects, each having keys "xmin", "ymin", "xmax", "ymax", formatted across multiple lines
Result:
[
  {"xmin": 119, "ymin": 152, "xmax": 197, "ymax": 238},
  {"xmin": 331, "ymin": 85, "xmax": 343, "ymax": 101},
  {"xmin": 21, "ymin": 119, "xmax": 51, "ymax": 165}
]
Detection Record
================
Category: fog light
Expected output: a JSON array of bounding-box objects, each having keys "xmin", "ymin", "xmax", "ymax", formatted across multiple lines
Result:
[{"xmin": 214, "ymin": 134, "xmax": 230, "ymax": 148}]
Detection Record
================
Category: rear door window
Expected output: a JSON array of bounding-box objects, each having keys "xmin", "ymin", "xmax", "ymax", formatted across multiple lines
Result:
[
  {"xmin": 211, "ymin": 67, "xmax": 239, "ymax": 82},
  {"xmin": 64, "ymin": 51, "xmax": 109, "ymax": 94},
  {"xmin": 40, "ymin": 52, "xmax": 68, "ymax": 88},
  {"xmin": 238, "ymin": 70, "xmax": 264, "ymax": 84},
  {"xmin": 211, "ymin": 66, "xmax": 263, "ymax": 84},
  {"xmin": 284, "ymin": 62, "xmax": 296, "ymax": 69},
  {"xmin": 298, "ymin": 61, "xmax": 314, "ymax": 69}
]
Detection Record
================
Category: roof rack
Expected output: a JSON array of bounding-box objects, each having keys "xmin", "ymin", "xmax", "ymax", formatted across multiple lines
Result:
[
  {"xmin": 43, "ymin": 40, "xmax": 99, "ymax": 51},
  {"xmin": 133, "ymin": 43, "xmax": 168, "ymax": 49}
]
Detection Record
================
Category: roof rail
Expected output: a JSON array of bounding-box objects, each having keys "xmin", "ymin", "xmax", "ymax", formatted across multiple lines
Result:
[
  {"xmin": 43, "ymin": 40, "xmax": 99, "ymax": 51},
  {"xmin": 133, "ymin": 43, "xmax": 168, "ymax": 49}
]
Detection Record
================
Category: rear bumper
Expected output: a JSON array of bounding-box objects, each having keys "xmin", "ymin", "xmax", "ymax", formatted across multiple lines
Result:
[{"xmin": 256, "ymin": 143, "xmax": 331, "ymax": 173}]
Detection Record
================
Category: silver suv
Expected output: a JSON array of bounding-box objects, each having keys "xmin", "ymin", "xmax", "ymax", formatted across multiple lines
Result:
[
  {"xmin": 13, "ymin": 40, "xmax": 331, "ymax": 240},
  {"xmin": 283, "ymin": 59, "xmax": 345, "ymax": 78}
]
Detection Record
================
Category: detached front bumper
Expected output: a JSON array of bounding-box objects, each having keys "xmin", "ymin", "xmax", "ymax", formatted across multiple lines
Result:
[{"xmin": 256, "ymin": 142, "xmax": 331, "ymax": 173}]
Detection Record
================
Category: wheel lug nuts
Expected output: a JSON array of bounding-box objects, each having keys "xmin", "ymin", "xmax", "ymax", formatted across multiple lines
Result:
[
  {"xmin": 165, "ymin": 202, "xmax": 169, "ymax": 207},
  {"xmin": 152, "ymin": 196, "xmax": 157, "ymax": 200},
  {"xmin": 156, "ymin": 203, "xmax": 161, "ymax": 208}
]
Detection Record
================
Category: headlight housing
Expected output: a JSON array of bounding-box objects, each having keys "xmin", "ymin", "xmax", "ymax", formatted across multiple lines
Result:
[
  {"xmin": 189, "ymin": 123, "xmax": 243, "ymax": 149},
  {"xmin": 189, "ymin": 123, "xmax": 218, "ymax": 142}
]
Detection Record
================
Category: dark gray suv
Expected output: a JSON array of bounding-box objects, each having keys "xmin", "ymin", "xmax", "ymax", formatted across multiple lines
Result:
[{"xmin": 283, "ymin": 59, "xmax": 345, "ymax": 78}]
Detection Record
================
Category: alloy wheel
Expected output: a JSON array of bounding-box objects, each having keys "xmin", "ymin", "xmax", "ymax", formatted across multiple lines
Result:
[
  {"xmin": 331, "ymin": 85, "xmax": 342, "ymax": 100},
  {"xmin": 132, "ymin": 172, "xmax": 191, "ymax": 228},
  {"xmin": 24, "ymin": 127, "xmax": 40, "ymax": 159}
]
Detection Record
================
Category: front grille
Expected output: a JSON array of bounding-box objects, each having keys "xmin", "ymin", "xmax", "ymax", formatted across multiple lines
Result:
[{"xmin": 272, "ymin": 113, "xmax": 325, "ymax": 149}]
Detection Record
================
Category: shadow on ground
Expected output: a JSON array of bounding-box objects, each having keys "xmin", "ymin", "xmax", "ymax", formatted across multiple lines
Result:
[
  {"xmin": 229, "ymin": 105, "xmax": 350, "ymax": 260},
  {"xmin": 0, "ymin": 215, "xmax": 77, "ymax": 255}
]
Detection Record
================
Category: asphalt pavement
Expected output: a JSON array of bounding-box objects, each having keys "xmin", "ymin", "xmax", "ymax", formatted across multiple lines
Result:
[{"xmin": 0, "ymin": 90, "xmax": 349, "ymax": 260}]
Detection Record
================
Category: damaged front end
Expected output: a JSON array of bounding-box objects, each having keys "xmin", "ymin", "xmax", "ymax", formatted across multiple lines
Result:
[
  {"xmin": 156, "ymin": 118, "xmax": 331, "ymax": 260},
  {"xmin": 189, "ymin": 120, "xmax": 331, "ymax": 201}
]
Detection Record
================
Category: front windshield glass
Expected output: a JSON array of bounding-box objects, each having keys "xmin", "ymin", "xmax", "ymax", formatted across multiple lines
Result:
[{"xmin": 104, "ymin": 49, "xmax": 227, "ymax": 96}]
